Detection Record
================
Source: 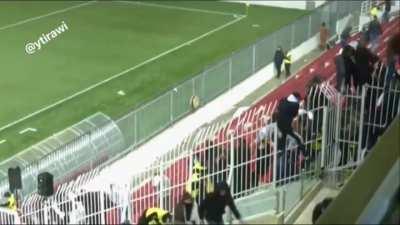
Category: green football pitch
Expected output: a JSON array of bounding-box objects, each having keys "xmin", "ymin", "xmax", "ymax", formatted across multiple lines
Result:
[{"xmin": 0, "ymin": 1, "xmax": 307, "ymax": 161}]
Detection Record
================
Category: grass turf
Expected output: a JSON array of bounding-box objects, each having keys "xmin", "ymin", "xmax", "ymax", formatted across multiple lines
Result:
[{"xmin": 0, "ymin": 1, "xmax": 307, "ymax": 161}]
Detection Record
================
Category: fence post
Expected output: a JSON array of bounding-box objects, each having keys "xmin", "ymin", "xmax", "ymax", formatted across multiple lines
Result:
[
  {"xmin": 308, "ymin": 15, "xmax": 312, "ymax": 38},
  {"xmin": 228, "ymin": 133, "xmax": 235, "ymax": 224},
  {"xmin": 275, "ymin": 189, "xmax": 280, "ymax": 214},
  {"xmin": 282, "ymin": 189, "xmax": 286, "ymax": 212},
  {"xmin": 99, "ymin": 189, "xmax": 105, "ymax": 224},
  {"xmin": 321, "ymin": 106, "xmax": 328, "ymax": 169},
  {"xmin": 273, "ymin": 123, "xmax": 278, "ymax": 189},
  {"xmin": 334, "ymin": 93, "xmax": 342, "ymax": 170},
  {"xmin": 170, "ymin": 91, "xmax": 174, "ymax": 123},
  {"xmin": 159, "ymin": 159, "xmax": 165, "ymax": 210},
  {"xmin": 252, "ymin": 44, "xmax": 256, "ymax": 73},
  {"xmin": 357, "ymin": 87, "xmax": 366, "ymax": 164},
  {"xmin": 134, "ymin": 112, "xmax": 138, "ymax": 146},
  {"xmin": 229, "ymin": 57, "xmax": 233, "ymax": 89},
  {"xmin": 228, "ymin": 132, "xmax": 235, "ymax": 188},
  {"xmin": 291, "ymin": 24, "xmax": 295, "ymax": 50}
]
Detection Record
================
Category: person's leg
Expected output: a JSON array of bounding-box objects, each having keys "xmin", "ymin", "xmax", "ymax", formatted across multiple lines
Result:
[
  {"xmin": 275, "ymin": 62, "xmax": 281, "ymax": 78},
  {"xmin": 286, "ymin": 129, "xmax": 306, "ymax": 156},
  {"xmin": 285, "ymin": 64, "xmax": 291, "ymax": 77}
]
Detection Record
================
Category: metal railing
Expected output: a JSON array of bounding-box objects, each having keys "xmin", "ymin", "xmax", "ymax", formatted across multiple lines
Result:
[
  {"xmin": 99, "ymin": 0, "xmax": 364, "ymax": 175},
  {"xmin": 6, "ymin": 70, "xmax": 399, "ymax": 224},
  {"xmin": 0, "ymin": 1, "xmax": 366, "ymax": 199}
]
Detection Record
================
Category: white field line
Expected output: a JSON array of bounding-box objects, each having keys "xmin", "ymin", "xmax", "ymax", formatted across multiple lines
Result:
[
  {"xmin": 117, "ymin": 1, "xmax": 241, "ymax": 16},
  {"xmin": 0, "ymin": 1, "xmax": 96, "ymax": 32},
  {"xmin": 0, "ymin": 15, "xmax": 246, "ymax": 132},
  {"xmin": 19, "ymin": 128, "xmax": 37, "ymax": 135},
  {"xmin": 0, "ymin": 140, "xmax": 6, "ymax": 145}
]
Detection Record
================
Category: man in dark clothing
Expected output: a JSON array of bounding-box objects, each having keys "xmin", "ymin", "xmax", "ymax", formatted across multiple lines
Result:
[
  {"xmin": 276, "ymin": 92, "xmax": 308, "ymax": 157},
  {"xmin": 199, "ymin": 181, "xmax": 243, "ymax": 225},
  {"xmin": 354, "ymin": 39, "xmax": 379, "ymax": 88},
  {"xmin": 340, "ymin": 26, "xmax": 352, "ymax": 47},
  {"xmin": 335, "ymin": 53, "xmax": 346, "ymax": 91},
  {"xmin": 368, "ymin": 16, "xmax": 382, "ymax": 52},
  {"xmin": 383, "ymin": 0, "xmax": 391, "ymax": 23},
  {"xmin": 336, "ymin": 45, "xmax": 357, "ymax": 91},
  {"xmin": 274, "ymin": 46, "xmax": 285, "ymax": 78}
]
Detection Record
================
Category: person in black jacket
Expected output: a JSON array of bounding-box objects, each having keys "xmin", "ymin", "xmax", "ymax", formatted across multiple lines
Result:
[
  {"xmin": 368, "ymin": 16, "xmax": 382, "ymax": 52},
  {"xmin": 274, "ymin": 46, "xmax": 285, "ymax": 78},
  {"xmin": 199, "ymin": 181, "xmax": 244, "ymax": 225},
  {"xmin": 276, "ymin": 92, "xmax": 309, "ymax": 157},
  {"xmin": 336, "ymin": 45, "xmax": 357, "ymax": 91},
  {"xmin": 383, "ymin": 0, "xmax": 391, "ymax": 23},
  {"xmin": 354, "ymin": 39, "xmax": 379, "ymax": 89},
  {"xmin": 335, "ymin": 52, "xmax": 346, "ymax": 91}
]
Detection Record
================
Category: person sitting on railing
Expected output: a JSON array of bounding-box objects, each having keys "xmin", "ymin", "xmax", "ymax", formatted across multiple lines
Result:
[
  {"xmin": 276, "ymin": 92, "xmax": 311, "ymax": 158},
  {"xmin": 275, "ymin": 93, "xmax": 315, "ymax": 184}
]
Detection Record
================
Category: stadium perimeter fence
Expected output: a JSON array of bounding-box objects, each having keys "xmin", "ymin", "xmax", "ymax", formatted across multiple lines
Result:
[
  {"xmin": 1, "ymin": 64, "xmax": 399, "ymax": 224},
  {"xmin": 0, "ymin": 1, "xmax": 365, "ymax": 198}
]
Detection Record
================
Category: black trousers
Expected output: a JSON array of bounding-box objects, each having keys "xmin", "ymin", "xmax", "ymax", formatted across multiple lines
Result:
[
  {"xmin": 278, "ymin": 128, "xmax": 306, "ymax": 157},
  {"xmin": 285, "ymin": 63, "xmax": 291, "ymax": 77},
  {"xmin": 275, "ymin": 62, "xmax": 282, "ymax": 78}
]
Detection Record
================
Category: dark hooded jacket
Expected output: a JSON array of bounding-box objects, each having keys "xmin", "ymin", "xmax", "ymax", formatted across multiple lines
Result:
[{"xmin": 199, "ymin": 181, "xmax": 241, "ymax": 222}]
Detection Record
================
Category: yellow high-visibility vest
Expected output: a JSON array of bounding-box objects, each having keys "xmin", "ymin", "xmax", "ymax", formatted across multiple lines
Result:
[
  {"xmin": 7, "ymin": 194, "xmax": 16, "ymax": 211},
  {"xmin": 185, "ymin": 173, "xmax": 214, "ymax": 199},
  {"xmin": 145, "ymin": 208, "xmax": 169, "ymax": 225},
  {"xmin": 370, "ymin": 7, "xmax": 378, "ymax": 17},
  {"xmin": 284, "ymin": 55, "xmax": 292, "ymax": 64}
]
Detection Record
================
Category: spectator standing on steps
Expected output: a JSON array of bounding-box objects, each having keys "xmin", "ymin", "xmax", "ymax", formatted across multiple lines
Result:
[
  {"xmin": 368, "ymin": 15, "xmax": 382, "ymax": 53},
  {"xmin": 383, "ymin": 0, "xmax": 392, "ymax": 23},
  {"xmin": 319, "ymin": 22, "xmax": 329, "ymax": 50},
  {"xmin": 274, "ymin": 46, "xmax": 285, "ymax": 78},
  {"xmin": 284, "ymin": 51, "xmax": 292, "ymax": 78}
]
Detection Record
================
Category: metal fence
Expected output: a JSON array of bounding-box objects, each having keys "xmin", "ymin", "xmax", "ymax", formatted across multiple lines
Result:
[
  {"xmin": 110, "ymin": 0, "xmax": 364, "ymax": 165},
  {"xmin": 0, "ymin": 0, "xmax": 366, "ymax": 201},
  {"xmin": 4, "ymin": 67, "xmax": 399, "ymax": 224},
  {"xmin": 0, "ymin": 113, "xmax": 125, "ymax": 197}
]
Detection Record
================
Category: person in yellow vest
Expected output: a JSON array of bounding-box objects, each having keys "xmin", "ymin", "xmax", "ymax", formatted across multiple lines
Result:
[
  {"xmin": 370, "ymin": 5, "xmax": 379, "ymax": 19},
  {"xmin": 138, "ymin": 207, "xmax": 172, "ymax": 225},
  {"xmin": 284, "ymin": 51, "xmax": 292, "ymax": 78},
  {"xmin": 185, "ymin": 161, "xmax": 214, "ymax": 202},
  {"xmin": 183, "ymin": 161, "xmax": 214, "ymax": 224},
  {"xmin": 0, "ymin": 192, "xmax": 17, "ymax": 211}
]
